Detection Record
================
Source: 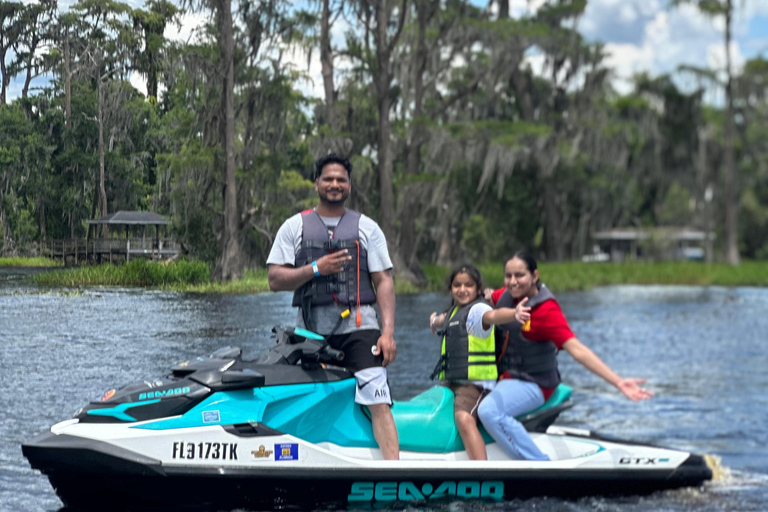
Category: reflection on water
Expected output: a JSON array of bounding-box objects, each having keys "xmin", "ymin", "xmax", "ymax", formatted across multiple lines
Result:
[{"xmin": 1, "ymin": 269, "xmax": 766, "ymax": 512}]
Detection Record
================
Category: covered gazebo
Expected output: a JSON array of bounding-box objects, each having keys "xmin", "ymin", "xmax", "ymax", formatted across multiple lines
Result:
[{"xmin": 86, "ymin": 211, "xmax": 177, "ymax": 262}]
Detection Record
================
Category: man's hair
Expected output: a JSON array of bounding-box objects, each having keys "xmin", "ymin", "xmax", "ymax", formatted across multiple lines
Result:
[{"xmin": 314, "ymin": 153, "xmax": 352, "ymax": 180}]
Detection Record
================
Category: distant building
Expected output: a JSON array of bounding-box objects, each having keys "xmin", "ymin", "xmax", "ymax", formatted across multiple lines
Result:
[{"xmin": 585, "ymin": 227, "xmax": 714, "ymax": 263}]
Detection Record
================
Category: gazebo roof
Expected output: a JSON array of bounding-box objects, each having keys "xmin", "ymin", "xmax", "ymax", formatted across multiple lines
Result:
[{"xmin": 87, "ymin": 211, "xmax": 170, "ymax": 226}]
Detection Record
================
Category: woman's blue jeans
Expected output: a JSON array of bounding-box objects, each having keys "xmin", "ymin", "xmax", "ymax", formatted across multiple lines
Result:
[{"xmin": 477, "ymin": 379, "xmax": 550, "ymax": 461}]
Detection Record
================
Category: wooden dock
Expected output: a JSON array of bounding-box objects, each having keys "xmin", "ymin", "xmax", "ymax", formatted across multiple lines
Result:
[{"xmin": 44, "ymin": 238, "xmax": 180, "ymax": 265}]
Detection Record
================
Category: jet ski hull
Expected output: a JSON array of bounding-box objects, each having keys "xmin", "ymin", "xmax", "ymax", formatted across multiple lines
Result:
[{"xmin": 23, "ymin": 426, "xmax": 712, "ymax": 511}]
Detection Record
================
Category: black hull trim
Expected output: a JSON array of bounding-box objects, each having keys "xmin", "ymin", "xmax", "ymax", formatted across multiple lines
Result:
[{"xmin": 43, "ymin": 467, "xmax": 711, "ymax": 512}]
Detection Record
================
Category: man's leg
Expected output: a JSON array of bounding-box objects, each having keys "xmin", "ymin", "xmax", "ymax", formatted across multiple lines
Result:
[
  {"xmin": 367, "ymin": 403, "xmax": 399, "ymax": 460},
  {"xmin": 333, "ymin": 330, "xmax": 400, "ymax": 460}
]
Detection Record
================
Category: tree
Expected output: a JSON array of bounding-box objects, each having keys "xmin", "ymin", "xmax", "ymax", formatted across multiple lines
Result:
[
  {"xmin": 132, "ymin": 0, "xmax": 180, "ymax": 101},
  {"xmin": 672, "ymin": 0, "xmax": 740, "ymax": 264},
  {"xmin": 0, "ymin": 1, "xmax": 25, "ymax": 104}
]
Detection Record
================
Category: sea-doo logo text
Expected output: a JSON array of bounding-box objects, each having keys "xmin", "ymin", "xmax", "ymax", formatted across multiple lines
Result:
[
  {"xmin": 619, "ymin": 457, "xmax": 660, "ymax": 465},
  {"xmin": 172, "ymin": 442, "xmax": 238, "ymax": 460},
  {"xmin": 251, "ymin": 445, "xmax": 273, "ymax": 458},
  {"xmin": 139, "ymin": 386, "xmax": 190, "ymax": 400},
  {"xmin": 348, "ymin": 481, "xmax": 503, "ymax": 502}
]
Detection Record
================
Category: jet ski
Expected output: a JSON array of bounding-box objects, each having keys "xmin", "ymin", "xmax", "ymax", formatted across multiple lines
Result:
[{"xmin": 23, "ymin": 326, "xmax": 712, "ymax": 511}]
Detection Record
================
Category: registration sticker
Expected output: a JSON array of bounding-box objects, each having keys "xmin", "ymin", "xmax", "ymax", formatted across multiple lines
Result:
[
  {"xmin": 202, "ymin": 410, "xmax": 220, "ymax": 423},
  {"xmin": 275, "ymin": 443, "xmax": 299, "ymax": 461}
]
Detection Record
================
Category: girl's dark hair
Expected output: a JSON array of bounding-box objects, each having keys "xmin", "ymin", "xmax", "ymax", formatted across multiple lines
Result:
[
  {"xmin": 509, "ymin": 250, "xmax": 540, "ymax": 286},
  {"xmin": 447, "ymin": 263, "xmax": 484, "ymax": 291},
  {"xmin": 315, "ymin": 153, "xmax": 352, "ymax": 180},
  {"xmin": 445, "ymin": 264, "xmax": 484, "ymax": 310}
]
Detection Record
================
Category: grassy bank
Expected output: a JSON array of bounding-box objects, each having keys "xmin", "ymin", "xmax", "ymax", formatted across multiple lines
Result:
[
  {"xmin": 31, "ymin": 259, "xmax": 768, "ymax": 294},
  {"xmin": 34, "ymin": 259, "xmax": 211, "ymax": 288},
  {"xmin": 0, "ymin": 257, "xmax": 61, "ymax": 267},
  {"xmin": 424, "ymin": 261, "xmax": 768, "ymax": 292},
  {"xmin": 33, "ymin": 259, "xmax": 272, "ymax": 293}
]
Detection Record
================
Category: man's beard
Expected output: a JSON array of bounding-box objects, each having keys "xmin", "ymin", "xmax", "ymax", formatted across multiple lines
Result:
[{"xmin": 319, "ymin": 190, "xmax": 348, "ymax": 205}]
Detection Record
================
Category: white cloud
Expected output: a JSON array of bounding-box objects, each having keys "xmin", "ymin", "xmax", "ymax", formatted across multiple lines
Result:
[
  {"xmin": 707, "ymin": 40, "xmax": 746, "ymax": 75},
  {"xmin": 603, "ymin": 42, "xmax": 655, "ymax": 94}
]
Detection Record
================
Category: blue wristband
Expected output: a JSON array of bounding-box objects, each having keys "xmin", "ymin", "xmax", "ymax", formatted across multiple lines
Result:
[{"xmin": 312, "ymin": 260, "xmax": 320, "ymax": 277}]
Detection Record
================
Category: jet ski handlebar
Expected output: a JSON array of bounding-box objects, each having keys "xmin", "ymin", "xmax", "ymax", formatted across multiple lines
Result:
[{"xmin": 267, "ymin": 326, "xmax": 346, "ymax": 366}]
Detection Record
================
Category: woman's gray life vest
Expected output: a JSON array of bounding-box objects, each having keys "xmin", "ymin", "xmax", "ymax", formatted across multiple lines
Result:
[
  {"xmin": 495, "ymin": 285, "xmax": 561, "ymax": 389},
  {"xmin": 291, "ymin": 210, "xmax": 376, "ymax": 314}
]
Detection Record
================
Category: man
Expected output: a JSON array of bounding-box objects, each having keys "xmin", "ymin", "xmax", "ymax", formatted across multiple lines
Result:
[{"xmin": 266, "ymin": 153, "xmax": 399, "ymax": 460}]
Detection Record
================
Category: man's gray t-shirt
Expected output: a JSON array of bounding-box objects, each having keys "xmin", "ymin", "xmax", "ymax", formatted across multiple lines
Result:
[{"xmin": 266, "ymin": 211, "xmax": 393, "ymax": 335}]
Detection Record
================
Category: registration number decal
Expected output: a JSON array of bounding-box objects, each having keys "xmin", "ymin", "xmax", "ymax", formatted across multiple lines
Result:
[{"xmin": 171, "ymin": 442, "xmax": 238, "ymax": 460}]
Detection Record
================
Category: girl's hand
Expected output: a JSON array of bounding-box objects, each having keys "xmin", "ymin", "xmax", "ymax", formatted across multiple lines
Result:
[
  {"xmin": 429, "ymin": 312, "xmax": 438, "ymax": 334},
  {"xmin": 515, "ymin": 297, "xmax": 531, "ymax": 323}
]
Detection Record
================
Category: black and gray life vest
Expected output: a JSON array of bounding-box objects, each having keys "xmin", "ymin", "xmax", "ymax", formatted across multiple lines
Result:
[
  {"xmin": 431, "ymin": 297, "xmax": 498, "ymax": 381},
  {"xmin": 495, "ymin": 285, "xmax": 560, "ymax": 388},
  {"xmin": 291, "ymin": 210, "xmax": 376, "ymax": 310}
]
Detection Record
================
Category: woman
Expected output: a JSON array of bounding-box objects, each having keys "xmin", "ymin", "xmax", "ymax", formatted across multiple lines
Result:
[
  {"xmin": 429, "ymin": 264, "xmax": 523, "ymax": 460},
  {"xmin": 477, "ymin": 251, "xmax": 653, "ymax": 461}
]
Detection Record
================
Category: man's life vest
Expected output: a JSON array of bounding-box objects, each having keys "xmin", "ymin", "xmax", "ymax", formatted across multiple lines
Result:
[
  {"xmin": 432, "ymin": 297, "xmax": 498, "ymax": 381},
  {"xmin": 495, "ymin": 286, "xmax": 561, "ymax": 389},
  {"xmin": 291, "ymin": 210, "xmax": 376, "ymax": 311}
]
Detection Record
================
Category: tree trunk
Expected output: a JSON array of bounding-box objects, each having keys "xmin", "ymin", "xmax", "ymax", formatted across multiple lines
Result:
[
  {"xmin": 212, "ymin": 0, "xmax": 243, "ymax": 282},
  {"xmin": 376, "ymin": 1, "xmax": 395, "ymax": 242},
  {"xmin": 498, "ymin": 0, "xmax": 509, "ymax": 19},
  {"xmin": 0, "ymin": 49, "xmax": 7, "ymax": 105},
  {"xmin": 22, "ymin": 30, "xmax": 39, "ymax": 99},
  {"xmin": 320, "ymin": 0, "xmax": 337, "ymax": 130},
  {"xmin": 97, "ymin": 69, "xmax": 108, "ymax": 237},
  {"xmin": 397, "ymin": 0, "xmax": 429, "ymax": 285},
  {"xmin": 723, "ymin": 0, "xmax": 739, "ymax": 265},
  {"xmin": 64, "ymin": 36, "xmax": 72, "ymax": 128}
]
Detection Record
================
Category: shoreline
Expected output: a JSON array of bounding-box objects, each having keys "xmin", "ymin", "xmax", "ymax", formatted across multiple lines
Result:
[{"xmin": 4, "ymin": 258, "xmax": 768, "ymax": 293}]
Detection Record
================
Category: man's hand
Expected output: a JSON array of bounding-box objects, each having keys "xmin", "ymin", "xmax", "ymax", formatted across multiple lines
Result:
[
  {"xmin": 316, "ymin": 249, "xmax": 352, "ymax": 275},
  {"xmin": 374, "ymin": 331, "xmax": 396, "ymax": 367}
]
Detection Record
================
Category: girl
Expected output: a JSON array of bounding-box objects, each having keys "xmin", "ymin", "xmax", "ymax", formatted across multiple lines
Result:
[
  {"xmin": 477, "ymin": 251, "xmax": 653, "ymax": 460},
  {"xmin": 429, "ymin": 264, "xmax": 525, "ymax": 460}
]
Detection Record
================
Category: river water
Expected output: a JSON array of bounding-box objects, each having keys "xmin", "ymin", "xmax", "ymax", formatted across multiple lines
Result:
[{"xmin": 1, "ymin": 267, "xmax": 766, "ymax": 511}]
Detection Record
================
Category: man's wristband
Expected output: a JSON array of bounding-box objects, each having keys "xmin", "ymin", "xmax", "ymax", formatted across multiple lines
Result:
[{"xmin": 312, "ymin": 260, "xmax": 320, "ymax": 277}]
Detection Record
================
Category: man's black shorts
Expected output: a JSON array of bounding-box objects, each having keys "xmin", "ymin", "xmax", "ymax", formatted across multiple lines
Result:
[{"xmin": 326, "ymin": 329, "xmax": 383, "ymax": 373}]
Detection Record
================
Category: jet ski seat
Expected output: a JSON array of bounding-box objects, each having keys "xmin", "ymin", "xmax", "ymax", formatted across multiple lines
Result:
[{"xmin": 391, "ymin": 384, "xmax": 572, "ymax": 453}]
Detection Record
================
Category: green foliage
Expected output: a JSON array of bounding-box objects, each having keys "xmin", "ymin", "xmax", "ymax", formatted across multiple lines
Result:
[
  {"xmin": 33, "ymin": 259, "xmax": 209, "ymax": 287},
  {"xmin": 1, "ymin": 0, "xmax": 767, "ymax": 277},
  {"xmin": 657, "ymin": 182, "xmax": 693, "ymax": 226},
  {"xmin": 0, "ymin": 257, "xmax": 60, "ymax": 267}
]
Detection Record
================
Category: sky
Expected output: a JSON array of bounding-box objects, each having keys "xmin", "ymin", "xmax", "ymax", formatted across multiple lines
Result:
[{"xmin": 6, "ymin": 0, "xmax": 768, "ymax": 102}]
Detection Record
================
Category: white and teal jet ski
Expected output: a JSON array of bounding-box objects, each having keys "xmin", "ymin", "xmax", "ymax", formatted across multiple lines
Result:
[{"xmin": 23, "ymin": 326, "xmax": 712, "ymax": 510}]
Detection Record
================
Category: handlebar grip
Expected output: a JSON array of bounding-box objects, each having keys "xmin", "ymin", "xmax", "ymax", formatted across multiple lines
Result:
[{"xmin": 323, "ymin": 347, "xmax": 345, "ymax": 362}]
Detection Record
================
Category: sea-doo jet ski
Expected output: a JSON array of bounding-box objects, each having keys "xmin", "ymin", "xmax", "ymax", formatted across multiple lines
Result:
[{"xmin": 23, "ymin": 326, "xmax": 712, "ymax": 510}]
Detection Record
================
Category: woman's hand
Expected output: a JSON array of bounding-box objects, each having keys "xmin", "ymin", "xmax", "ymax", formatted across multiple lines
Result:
[
  {"xmin": 515, "ymin": 297, "xmax": 531, "ymax": 324},
  {"xmin": 616, "ymin": 378, "xmax": 654, "ymax": 401}
]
